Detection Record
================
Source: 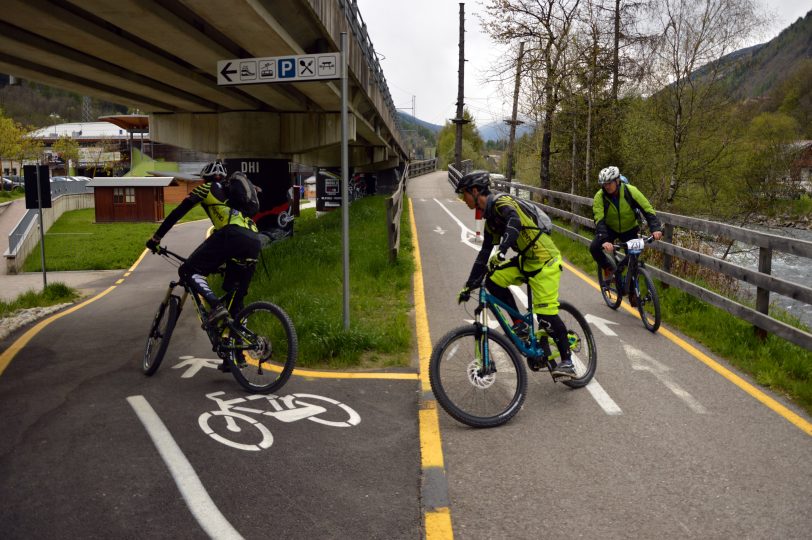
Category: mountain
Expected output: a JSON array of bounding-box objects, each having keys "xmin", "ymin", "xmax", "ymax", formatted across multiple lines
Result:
[
  {"xmin": 397, "ymin": 112, "xmax": 441, "ymax": 134},
  {"xmin": 695, "ymin": 11, "xmax": 812, "ymax": 99},
  {"xmin": 477, "ymin": 120, "xmax": 534, "ymax": 143}
]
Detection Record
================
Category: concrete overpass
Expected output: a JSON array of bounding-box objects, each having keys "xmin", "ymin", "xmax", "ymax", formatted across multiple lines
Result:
[{"xmin": 0, "ymin": 0, "xmax": 407, "ymax": 173}]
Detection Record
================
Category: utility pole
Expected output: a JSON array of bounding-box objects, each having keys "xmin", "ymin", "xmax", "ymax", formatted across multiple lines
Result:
[
  {"xmin": 504, "ymin": 42, "xmax": 524, "ymax": 183},
  {"xmin": 453, "ymin": 2, "xmax": 469, "ymax": 171}
]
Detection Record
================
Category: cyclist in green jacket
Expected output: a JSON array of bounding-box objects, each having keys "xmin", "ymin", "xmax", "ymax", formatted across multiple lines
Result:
[
  {"xmin": 456, "ymin": 170, "xmax": 574, "ymax": 378},
  {"xmin": 591, "ymin": 166, "xmax": 662, "ymax": 285},
  {"xmin": 146, "ymin": 160, "xmax": 261, "ymax": 329}
]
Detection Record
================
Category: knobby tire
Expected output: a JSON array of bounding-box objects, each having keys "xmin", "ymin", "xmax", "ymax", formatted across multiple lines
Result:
[{"xmin": 142, "ymin": 295, "xmax": 180, "ymax": 376}]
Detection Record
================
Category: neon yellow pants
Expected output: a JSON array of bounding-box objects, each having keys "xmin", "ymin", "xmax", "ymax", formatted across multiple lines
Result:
[{"xmin": 489, "ymin": 255, "xmax": 562, "ymax": 315}]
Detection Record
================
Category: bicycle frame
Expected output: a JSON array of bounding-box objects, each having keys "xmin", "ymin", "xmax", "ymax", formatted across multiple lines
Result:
[
  {"xmin": 473, "ymin": 278, "xmax": 562, "ymax": 373},
  {"xmin": 612, "ymin": 236, "xmax": 652, "ymax": 297}
]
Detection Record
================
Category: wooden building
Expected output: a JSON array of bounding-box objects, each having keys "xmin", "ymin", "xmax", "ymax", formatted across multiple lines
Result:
[{"xmin": 86, "ymin": 177, "xmax": 176, "ymax": 222}]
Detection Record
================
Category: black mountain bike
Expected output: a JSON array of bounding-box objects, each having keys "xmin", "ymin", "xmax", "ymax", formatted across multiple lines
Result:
[
  {"xmin": 597, "ymin": 235, "xmax": 661, "ymax": 332},
  {"xmin": 429, "ymin": 270, "xmax": 597, "ymax": 428},
  {"xmin": 143, "ymin": 246, "xmax": 297, "ymax": 393}
]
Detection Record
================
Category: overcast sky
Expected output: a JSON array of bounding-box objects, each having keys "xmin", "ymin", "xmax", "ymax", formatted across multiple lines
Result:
[{"xmin": 354, "ymin": 0, "xmax": 812, "ymax": 128}]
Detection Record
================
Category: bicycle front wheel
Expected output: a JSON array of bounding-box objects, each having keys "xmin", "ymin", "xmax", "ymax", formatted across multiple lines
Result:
[
  {"xmin": 429, "ymin": 326, "xmax": 527, "ymax": 428},
  {"xmin": 557, "ymin": 301, "xmax": 597, "ymax": 389},
  {"xmin": 636, "ymin": 268, "xmax": 661, "ymax": 332},
  {"xmin": 143, "ymin": 295, "xmax": 180, "ymax": 376},
  {"xmin": 598, "ymin": 257, "xmax": 622, "ymax": 309},
  {"xmin": 227, "ymin": 302, "xmax": 297, "ymax": 394}
]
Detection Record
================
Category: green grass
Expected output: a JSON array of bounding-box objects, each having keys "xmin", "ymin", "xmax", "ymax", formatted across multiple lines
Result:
[
  {"xmin": 0, "ymin": 187, "xmax": 25, "ymax": 201},
  {"xmin": 551, "ymin": 222, "xmax": 812, "ymax": 416},
  {"xmin": 22, "ymin": 204, "xmax": 208, "ymax": 271},
  {"xmin": 0, "ymin": 282, "xmax": 80, "ymax": 318},
  {"xmin": 228, "ymin": 196, "xmax": 415, "ymax": 369}
]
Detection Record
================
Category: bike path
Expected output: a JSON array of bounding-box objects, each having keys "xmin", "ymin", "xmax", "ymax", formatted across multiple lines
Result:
[
  {"xmin": 409, "ymin": 170, "xmax": 812, "ymax": 539},
  {"xmin": 0, "ymin": 220, "xmax": 421, "ymax": 539}
]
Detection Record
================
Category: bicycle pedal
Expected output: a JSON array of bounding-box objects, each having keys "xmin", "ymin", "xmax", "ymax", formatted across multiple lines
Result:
[{"xmin": 217, "ymin": 362, "xmax": 231, "ymax": 373}]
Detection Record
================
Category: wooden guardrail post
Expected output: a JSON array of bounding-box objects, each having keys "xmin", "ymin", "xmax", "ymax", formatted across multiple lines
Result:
[
  {"xmin": 755, "ymin": 246, "xmax": 772, "ymax": 340},
  {"xmin": 661, "ymin": 223, "xmax": 674, "ymax": 289}
]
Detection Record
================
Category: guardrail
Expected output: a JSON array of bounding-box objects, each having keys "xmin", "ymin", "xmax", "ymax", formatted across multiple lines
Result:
[
  {"xmin": 386, "ymin": 164, "xmax": 408, "ymax": 263},
  {"xmin": 491, "ymin": 179, "xmax": 812, "ymax": 352},
  {"xmin": 4, "ymin": 180, "xmax": 94, "ymax": 273},
  {"xmin": 447, "ymin": 160, "xmax": 474, "ymax": 188},
  {"xmin": 409, "ymin": 158, "xmax": 437, "ymax": 177}
]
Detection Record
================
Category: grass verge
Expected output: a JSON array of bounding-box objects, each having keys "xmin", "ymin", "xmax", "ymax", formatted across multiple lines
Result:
[
  {"xmin": 228, "ymin": 196, "xmax": 415, "ymax": 369},
  {"xmin": 22, "ymin": 204, "xmax": 208, "ymax": 271},
  {"xmin": 0, "ymin": 282, "xmax": 80, "ymax": 318},
  {"xmin": 552, "ymin": 224, "xmax": 812, "ymax": 417}
]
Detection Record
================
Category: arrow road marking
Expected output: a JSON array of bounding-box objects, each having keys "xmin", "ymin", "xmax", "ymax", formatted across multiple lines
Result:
[
  {"xmin": 434, "ymin": 226, "xmax": 447, "ymax": 235},
  {"xmin": 433, "ymin": 198, "xmax": 480, "ymax": 250},
  {"xmin": 623, "ymin": 343, "xmax": 707, "ymax": 413},
  {"xmin": 584, "ymin": 314, "xmax": 619, "ymax": 336},
  {"xmin": 172, "ymin": 356, "xmax": 221, "ymax": 378}
]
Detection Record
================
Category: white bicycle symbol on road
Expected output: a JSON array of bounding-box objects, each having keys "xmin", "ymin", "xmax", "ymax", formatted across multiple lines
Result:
[{"xmin": 198, "ymin": 391, "xmax": 361, "ymax": 451}]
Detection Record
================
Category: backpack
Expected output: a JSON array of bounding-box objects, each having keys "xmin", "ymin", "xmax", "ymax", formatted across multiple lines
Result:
[
  {"xmin": 225, "ymin": 172, "xmax": 260, "ymax": 217},
  {"xmin": 507, "ymin": 194, "xmax": 553, "ymax": 234}
]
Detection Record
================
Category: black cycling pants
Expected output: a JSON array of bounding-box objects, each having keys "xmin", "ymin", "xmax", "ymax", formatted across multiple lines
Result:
[
  {"xmin": 589, "ymin": 227, "xmax": 639, "ymax": 270},
  {"xmin": 179, "ymin": 225, "xmax": 261, "ymax": 316}
]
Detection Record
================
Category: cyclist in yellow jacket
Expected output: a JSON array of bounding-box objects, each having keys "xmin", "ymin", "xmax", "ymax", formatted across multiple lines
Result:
[
  {"xmin": 591, "ymin": 166, "xmax": 662, "ymax": 285},
  {"xmin": 146, "ymin": 160, "xmax": 261, "ymax": 328},
  {"xmin": 456, "ymin": 170, "xmax": 574, "ymax": 378}
]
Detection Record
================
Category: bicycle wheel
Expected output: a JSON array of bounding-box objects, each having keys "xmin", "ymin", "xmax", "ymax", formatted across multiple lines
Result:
[
  {"xmin": 227, "ymin": 301, "xmax": 297, "ymax": 394},
  {"xmin": 143, "ymin": 295, "xmax": 180, "ymax": 376},
  {"xmin": 429, "ymin": 325, "xmax": 527, "ymax": 428},
  {"xmin": 636, "ymin": 268, "xmax": 661, "ymax": 333},
  {"xmin": 556, "ymin": 301, "xmax": 597, "ymax": 389},
  {"xmin": 598, "ymin": 256, "xmax": 622, "ymax": 309}
]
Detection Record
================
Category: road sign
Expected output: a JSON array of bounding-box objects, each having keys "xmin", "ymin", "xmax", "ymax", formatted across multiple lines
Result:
[{"xmin": 217, "ymin": 52, "xmax": 340, "ymax": 85}]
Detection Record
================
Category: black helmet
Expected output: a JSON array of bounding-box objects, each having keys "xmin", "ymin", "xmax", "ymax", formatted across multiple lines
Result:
[
  {"xmin": 200, "ymin": 160, "xmax": 227, "ymax": 180},
  {"xmin": 455, "ymin": 170, "xmax": 490, "ymax": 194}
]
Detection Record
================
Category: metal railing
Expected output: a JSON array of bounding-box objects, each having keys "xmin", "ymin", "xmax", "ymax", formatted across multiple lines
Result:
[{"xmin": 492, "ymin": 179, "xmax": 812, "ymax": 351}]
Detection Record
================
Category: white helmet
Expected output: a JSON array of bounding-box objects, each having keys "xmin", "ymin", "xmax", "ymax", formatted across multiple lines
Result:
[
  {"xmin": 200, "ymin": 160, "xmax": 227, "ymax": 180},
  {"xmin": 598, "ymin": 166, "xmax": 620, "ymax": 185}
]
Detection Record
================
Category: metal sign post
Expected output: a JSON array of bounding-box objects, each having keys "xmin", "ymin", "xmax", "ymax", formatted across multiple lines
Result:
[
  {"xmin": 217, "ymin": 46, "xmax": 350, "ymax": 329},
  {"xmin": 35, "ymin": 163, "xmax": 47, "ymax": 288},
  {"xmin": 340, "ymin": 32, "xmax": 350, "ymax": 330}
]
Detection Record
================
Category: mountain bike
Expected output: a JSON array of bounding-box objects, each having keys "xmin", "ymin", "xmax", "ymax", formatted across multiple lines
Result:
[
  {"xmin": 142, "ymin": 246, "xmax": 297, "ymax": 394},
  {"xmin": 429, "ymin": 271, "xmax": 597, "ymax": 428},
  {"xmin": 597, "ymin": 235, "xmax": 661, "ymax": 332}
]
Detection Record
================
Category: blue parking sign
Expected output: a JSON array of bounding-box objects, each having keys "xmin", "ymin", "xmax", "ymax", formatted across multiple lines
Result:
[{"xmin": 278, "ymin": 58, "xmax": 296, "ymax": 79}]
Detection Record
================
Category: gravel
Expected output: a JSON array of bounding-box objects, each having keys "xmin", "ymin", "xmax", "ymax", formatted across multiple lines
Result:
[{"xmin": 0, "ymin": 304, "xmax": 72, "ymax": 342}]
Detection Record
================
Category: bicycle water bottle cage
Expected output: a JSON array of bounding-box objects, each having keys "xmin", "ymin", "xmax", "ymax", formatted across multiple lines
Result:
[{"xmin": 626, "ymin": 238, "xmax": 645, "ymax": 254}]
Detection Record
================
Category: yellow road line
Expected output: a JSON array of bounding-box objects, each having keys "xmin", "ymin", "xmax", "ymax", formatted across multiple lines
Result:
[
  {"xmin": 0, "ymin": 285, "xmax": 118, "ymax": 376},
  {"xmin": 410, "ymin": 197, "xmax": 453, "ymax": 539},
  {"xmin": 563, "ymin": 260, "xmax": 812, "ymax": 436},
  {"xmin": 291, "ymin": 368, "xmax": 417, "ymax": 380}
]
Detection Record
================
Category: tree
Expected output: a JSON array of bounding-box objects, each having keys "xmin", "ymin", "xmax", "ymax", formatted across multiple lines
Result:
[
  {"xmin": 52, "ymin": 135, "xmax": 80, "ymax": 175},
  {"xmin": 0, "ymin": 111, "xmax": 25, "ymax": 190},
  {"xmin": 437, "ymin": 108, "xmax": 485, "ymax": 170},
  {"xmin": 643, "ymin": 0, "xmax": 763, "ymax": 205},
  {"xmin": 482, "ymin": 0, "xmax": 581, "ymax": 191}
]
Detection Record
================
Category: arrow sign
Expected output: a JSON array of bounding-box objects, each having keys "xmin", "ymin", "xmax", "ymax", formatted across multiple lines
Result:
[
  {"xmin": 219, "ymin": 61, "xmax": 236, "ymax": 83},
  {"xmin": 434, "ymin": 226, "xmax": 446, "ymax": 235},
  {"xmin": 584, "ymin": 314, "xmax": 619, "ymax": 336}
]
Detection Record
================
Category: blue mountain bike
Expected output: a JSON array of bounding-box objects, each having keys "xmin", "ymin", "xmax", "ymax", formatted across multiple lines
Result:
[{"xmin": 429, "ymin": 271, "xmax": 597, "ymax": 428}]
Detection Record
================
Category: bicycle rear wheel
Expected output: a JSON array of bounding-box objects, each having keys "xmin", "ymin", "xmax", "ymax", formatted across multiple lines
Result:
[
  {"xmin": 429, "ymin": 325, "xmax": 527, "ymax": 428},
  {"xmin": 598, "ymin": 257, "xmax": 622, "ymax": 309},
  {"xmin": 227, "ymin": 301, "xmax": 297, "ymax": 394},
  {"xmin": 636, "ymin": 268, "xmax": 661, "ymax": 332},
  {"xmin": 556, "ymin": 301, "xmax": 597, "ymax": 389},
  {"xmin": 143, "ymin": 295, "xmax": 180, "ymax": 376}
]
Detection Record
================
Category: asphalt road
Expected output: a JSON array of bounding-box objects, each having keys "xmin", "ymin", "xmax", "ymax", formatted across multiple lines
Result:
[
  {"xmin": 0, "ymin": 220, "xmax": 421, "ymax": 540},
  {"xmin": 1, "ymin": 177, "xmax": 810, "ymax": 539},
  {"xmin": 409, "ymin": 170, "xmax": 811, "ymax": 539}
]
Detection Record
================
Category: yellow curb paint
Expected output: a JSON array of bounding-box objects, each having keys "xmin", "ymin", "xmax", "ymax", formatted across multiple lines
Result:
[
  {"xmin": 290, "ymin": 368, "xmax": 417, "ymax": 380},
  {"xmin": 410, "ymin": 197, "xmax": 453, "ymax": 539},
  {"xmin": 425, "ymin": 508, "xmax": 453, "ymax": 540},
  {"xmin": 0, "ymin": 285, "xmax": 117, "ymax": 376},
  {"xmin": 563, "ymin": 259, "xmax": 812, "ymax": 436}
]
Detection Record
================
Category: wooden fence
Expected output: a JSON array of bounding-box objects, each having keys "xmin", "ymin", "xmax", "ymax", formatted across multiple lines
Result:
[
  {"xmin": 386, "ymin": 163, "xmax": 408, "ymax": 263},
  {"xmin": 488, "ymin": 179, "xmax": 812, "ymax": 351}
]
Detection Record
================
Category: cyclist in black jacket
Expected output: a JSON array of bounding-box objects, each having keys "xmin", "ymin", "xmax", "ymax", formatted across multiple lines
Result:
[{"xmin": 146, "ymin": 160, "xmax": 261, "ymax": 327}]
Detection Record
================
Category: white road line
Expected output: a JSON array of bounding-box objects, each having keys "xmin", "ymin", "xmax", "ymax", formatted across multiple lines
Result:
[
  {"xmin": 623, "ymin": 344, "xmax": 707, "ymax": 414},
  {"xmin": 127, "ymin": 395, "xmax": 244, "ymax": 540}
]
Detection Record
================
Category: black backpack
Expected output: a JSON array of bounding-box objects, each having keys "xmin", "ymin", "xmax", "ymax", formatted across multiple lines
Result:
[{"xmin": 225, "ymin": 172, "xmax": 260, "ymax": 217}]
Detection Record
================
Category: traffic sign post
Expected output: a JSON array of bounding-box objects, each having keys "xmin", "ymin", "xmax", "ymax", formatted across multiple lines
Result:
[{"xmin": 217, "ymin": 43, "xmax": 351, "ymax": 329}]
